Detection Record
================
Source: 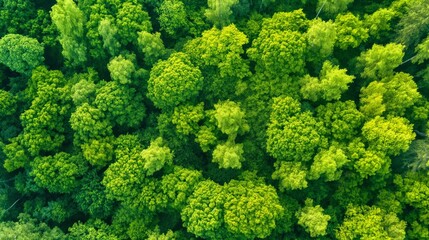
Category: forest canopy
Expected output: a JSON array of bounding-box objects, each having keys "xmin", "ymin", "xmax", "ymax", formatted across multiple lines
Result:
[{"xmin": 1, "ymin": 0, "xmax": 429, "ymax": 239}]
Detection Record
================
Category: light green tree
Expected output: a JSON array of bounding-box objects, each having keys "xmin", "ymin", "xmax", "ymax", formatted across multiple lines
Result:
[
  {"xmin": 94, "ymin": 81, "xmax": 145, "ymax": 127},
  {"xmin": 272, "ymin": 161, "xmax": 308, "ymax": 191},
  {"xmin": 213, "ymin": 100, "xmax": 249, "ymax": 141},
  {"xmin": 160, "ymin": 167, "xmax": 203, "ymax": 210},
  {"xmin": 137, "ymin": 31, "xmax": 167, "ymax": 66},
  {"xmin": 171, "ymin": 103, "xmax": 205, "ymax": 136},
  {"xmin": 70, "ymin": 103, "xmax": 113, "ymax": 145},
  {"xmin": 0, "ymin": 214, "xmax": 65, "ymax": 240},
  {"xmin": 107, "ymin": 55, "xmax": 135, "ymax": 85},
  {"xmin": 359, "ymin": 81, "xmax": 386, "ymax": 118},
  {"xmin": 316, "ymin": 101, "xmax": 364, "ymax": 141},
  {"xmin": 357, "ymin": 43, "xmax": 405, "ymax": 80},
  {"xmin": 212, "ymin": 142, "xmax": 244, "ymax": 169},
  {"xmin": 362, "ymin": 116, "xmax": 415, "ymax": 156},
  {"xmin": 267, "ymin": 97, "xmax": 323, "ymax": 162},
  {"xmin": 81, "ymin": 137, "xmax": 114, "ymax": 167},
  {"xmin": 183, "ymin": 25, "xmax": 250, "ymax": 102},
  {"xmin": 204, "ymin": 0, "xmax": 239, "ymax": 28},
  {"xmin": 71, "ymin": 79, "xmax": 97, "ymax": 106},
  {"xmin": 0, "ymin": 90, "xmax": 17, "ymax": 117},
  {"xmin": 147, "ymin": 52, "xmax": 203, "ymax": 110},
  {"xmin": 20, "ymin": 67, "xmax": 71, "ymax": 156},
  {"xmin": 181, "ymin": 180, "xmax": 226, "ymax": 239},
  {"xmin": 309, "ymin": 145, "xmax": 349, "ymax": 181},
  {"xmin": 300, "ymin": 60, "xmax": 355, "ymax": 102},
  {"xmin": 102, "ymin": 135, "xmax": 145, "ymax": 203},
  {"xmin": 336, "ymin": 205, "xmax": 406, "ymax": 240},
  {"xmin": 306, "ymin": 19, "xmax": 336, "ymax": 62},
  {"xmin": 98, "ymin": 18, "xmax": 120, "ymax": 56},
  {"xmin": 68, "ymin": 219, "xmax": 118, "ymax": 240},
  {"xmin": 115, "ymin": 2, "xmax": 152, "ymax": 46},
  {"xmin": 247, "ymin": 10, "xmax": 308, "ymax": 77},
  {"xmin": 140, "ymin": 137, "xmax": 173, "ymax": 176},
  {"xmin": 0, "ymin": 34, "xmax": 44, "ymax": 74},
  {"xmin": 296, "ymin": 198, "xmax": 331, "ymax": 237},
  {"xmin": 222, "ymin": 180, "xmax": 284, "ymax": 239},
  {"xmin": 51, "ymin": 0, "xmax": 87, "ymax": 67},
  {"xmin": 364, "ymin": 8, "xmax": 396, "ymax": 40},
  {"xmin": 248, "ymin": 29, "xmax": 306, "ymax": 77},
  {"xmin": 335, "ymin": 12, "xmax": 368, "ymax": 49},
  {"xmin": 157, "ymin": 0, "xmax": 188, "ymax": 36},
  {"xmin": 30, "ymin": 152, "xmax": 88, "ymax": 193}
]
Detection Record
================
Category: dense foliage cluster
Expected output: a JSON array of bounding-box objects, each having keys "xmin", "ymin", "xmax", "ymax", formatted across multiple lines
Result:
[{"xmin": 1, "ymin": 0, "xmax": 429, "ymax": 239}]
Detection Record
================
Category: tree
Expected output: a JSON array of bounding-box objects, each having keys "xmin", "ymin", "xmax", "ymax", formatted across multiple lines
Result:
[
  {"xmin": 296, "ymin": 198, "xmax": 331, "ymax": 237},
  {"xmin": 0, "ymin": 0, "xmax": 36, "ymax": 36},
  {"xmin": 94, "ymin": 81, "xmax": 145, "ymax": 128},
  {"xmin": 267, "ymin": 97, "xmax": 324, "ymax": 162},
  {"xmin": 334, "ymin": 12, "xmax": 368, "ymax": 49},
  {"xmin": 30, "ymin": 152, "xmax": 88, "ymax": 193},
  {"xmin": 181, "ymin": 179, "xmax": 284, "ymax": 239},
  {"xmin": 247, "ymin": 10, "xmax": 308, "ymax": 77},
  {"xmin": 316, "ymin": 0, "xmax": 354, "ymax": 17},
  {"xmin": 359, "ymin": 81, "xmax": 387, "ymax": 118},
  {"xmin": 3, "ymin": 136, "xmax": 30, "ymax": 172},
  {"xmin": 363, "ymin": 8, "xmax": 396, "ymax": 40},
  {"xmin": 306, "ymin": 19, "xmax": 337, "ymax": 62},
  {"xmin": 0, "ymin": 214, "xmax": 65, "ymax": 240},
  {"xmin": 70, "ymin": 103, "xmax": 112, "ymax": 145},
  {"xmin": 362, "ymin": 116, "xmax": 415, "ymax": 156},
  {"xmin": 102, "ymin": 134, "xmax": 146, "ymax": 203},
  {"xmin": 0, "ymin": 90, "xmax": 17, "ymax": 117},
  {"xmin": 412, "ymin": 35, "xmax": 429, "ymax": 78},
  {"xmin": 140, "ymin": 137, "xmax": 173, "ymax": 176},
  {"xmin": 181, "ymin": 180, "xmax": 226, "ymax": 239},
  {"xmin": 157, "ymin": 0, "xmax": 188, "ymax": 36},
  {"xmin": 68, "ymin": 219, "xmax": 118, "ymax": 240},
  {"xmin": 81, "ymin": 137, "xmax": 114, "ymax": 167},
  {"xmin": 115, "ymin": 2, "xmax": 152, "ymax": 46},
  {"xmin": 213, "ymin": 100, "xmax": 249, "ymax": 141},
  {"xmin": 71, "ymin": 79, "xmax": 97, "ymax": 106},
  {"xmin": 247, "ymin": 27, "xmax": 307, "ymax": 77},
  {"xmin": 316, "ymin": 101, "xmax": 364, "ymax": 141},
  {"xmin": 72, "ymin": 170, "xmax": 115, "ymax": 219},
  {"xmin": 353, "ymin": 150, "xmax": 389, "ymax": 178},
  {"xmin": 222, "ymin": 180, "xmax": 284, "ymax": 239},
  {"xmin": 19, "ymin": 67, "xmax": 71, "ymax": 156},
  {"xmin": 147, "ymin": 52, "xmax": 203, "ymax": 110},
  {"xmin": 98, "ymin": 18, "xmax": 120, "ymax": 57},
  {"xmin": 0, "ymin": 34, "xmax": 44, "ymax": 74},
  {"xmin": 51, "ymin": 0, "xmax": 87, "ymax": 67},
  {"xmin": 84, "ymin": 2, "xmax": 114, "ymax": 62},
  {"xmin": 300, "ymin": 60, "xmax": 355, "ymax": 102},
  {"xmin": 358, "ymin": 72, "xmax": 421, "ymax": 119},
  {"xmin": 212, "ymin": 141, "xmax": 244, "ymax": 169},
  {"xmin": 381, "ymin": 72, "xmax": 421, "ymax": 116},
  {"xmin": 107, "ymin": 55, "xmax": 135, "ymax": 85},
  {"xmin": 137, "ymin": 31, "xmax": 167, "ymax": 66},
  {"xmin": 396, "ymin": 0, "xmax": 429, "ymax": 49},
  {"xmin": 272, "ymin": 161, "xmax": 308, "ymax": 191},
  {"xmin": 195, "ymin": 125, "xmax": 218, "ymax": 152},
  {"xmin": 171, "ymin": 103, "xmax": 205, "ymax": 136},
  {"xmin": 308, "ymin": 145, "xmax": 349, "ymax": 181},
  {"xmin": 336, "ymin": 205, "xmax": 406, "ymax": 240},
  {"xmin": 204, "ymin": 0, "xmax": 239, "ymax": 28},
  {"xmin": 160, "ymin": 167, "xmax": 203, "ymax": 210},
  {"xmin": 357, "ymin": 43, "xmax": 405, "ymax": 80},
  {"xmin": 183, "ymin": 25, "xmax": 250, "ymax": 102}
]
